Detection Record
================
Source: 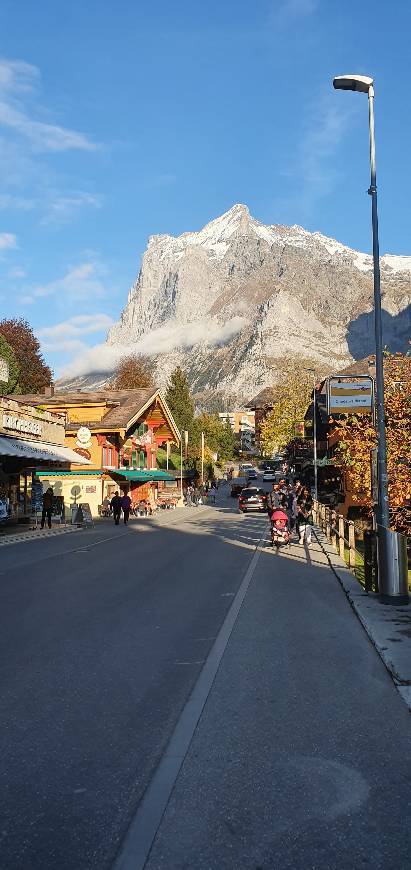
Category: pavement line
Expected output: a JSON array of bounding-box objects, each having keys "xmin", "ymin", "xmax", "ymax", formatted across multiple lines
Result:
[{"xmin": 113, "ymin": 522, "xmax": 267, "ymax": 870}]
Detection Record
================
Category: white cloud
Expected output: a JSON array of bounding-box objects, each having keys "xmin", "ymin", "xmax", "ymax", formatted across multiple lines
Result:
[
  {"xmin": 61, "ymin": 316, "xmax": 247, "ymax": 379},
  {"xmin": 271, "ymin": 0, "xmax": 319, "ymax": 27},
  {"xmin": 39, "ymin": 313, "xmax": 114, "ymax": 343},
  {"xmin": 0, "ymin": 193, "xmax": 35, "ymax": 210},
  {"xmin": 40, "ymin": 191, "xmax": 103, "ymax": 225},
  {"xmin": 8, "ymin": 265, "xmax": 26, "ymax": 278},
  {"xmin": 0, "ymin": 231, "xmax": 17, "ymax": 250},
  {"xmin": 273, "ymin": 91, "xmax": 357, "ymax": 221},
  {"xmin": 0, "ymin": 58, "xmax": 97, "ymax": 152},
  {"xmin": 29, "ymin": 260, "xmax": 107, "ymax": 303}
]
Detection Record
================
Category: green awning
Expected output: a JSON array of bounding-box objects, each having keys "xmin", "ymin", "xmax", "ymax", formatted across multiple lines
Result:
[{"xmin": 113, "ymin": 469, "xmax": 175, "ymax": 482}]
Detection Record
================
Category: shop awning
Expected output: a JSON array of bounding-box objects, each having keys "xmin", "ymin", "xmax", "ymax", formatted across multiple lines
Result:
[
  {"xmin": 0, "ymin": 435, "xmax": 90, "ymax": 465},
  {"xmin": 114, "ymin": 469, "xmax": 175, "ymax": 481}
]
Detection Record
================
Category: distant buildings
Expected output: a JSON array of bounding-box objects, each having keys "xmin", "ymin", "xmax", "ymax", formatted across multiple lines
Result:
[{"xmin": 218, "ymin": 410, "xmax": 255, "ymax": 453}]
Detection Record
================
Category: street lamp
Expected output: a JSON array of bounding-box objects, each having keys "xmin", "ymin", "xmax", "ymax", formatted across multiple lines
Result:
[{"xmin": 333, "ymin": 75, "xmax": 408, "ymax": 604}]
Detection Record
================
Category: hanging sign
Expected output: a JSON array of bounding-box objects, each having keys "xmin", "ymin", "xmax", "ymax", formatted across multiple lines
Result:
[
  {"xmin": 327, "ymin": 376, "xmax": 374, "ymax": 416},
  {"xmin": 76, "ymin": 426, "xmax": 92, "ymax": 448}
]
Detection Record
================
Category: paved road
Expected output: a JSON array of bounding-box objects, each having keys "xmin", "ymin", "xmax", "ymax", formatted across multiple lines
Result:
[
  {"xmin": 145, "ymin": 514, "xmax": 411, "ymax": 870},
  {"xmin": 0, "ymin": 492, "xmax": 263, "ymax": 870}
]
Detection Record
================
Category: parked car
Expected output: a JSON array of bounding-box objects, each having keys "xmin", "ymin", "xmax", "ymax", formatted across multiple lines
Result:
[{"xmin": 239, "ymin": 487, "xmax": 267, "ymax": 513}]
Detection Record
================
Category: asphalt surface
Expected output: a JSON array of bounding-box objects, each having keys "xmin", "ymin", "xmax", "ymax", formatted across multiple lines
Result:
[
  {"xmin": 0, "ymin": 493, "xmax": 263, "ymax": 870},
  {"xmin": 145, "ymin": 520, "xmax": 411, "ymax": 870},
  {"xmin": 2, "ymin": 480, "xmax": 410, "ymax": 870}
]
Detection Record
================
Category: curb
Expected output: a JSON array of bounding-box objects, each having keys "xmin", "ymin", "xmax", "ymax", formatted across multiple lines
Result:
[
  {"xmin": 0, "ymin": 526, "xmax": 80, "ymax": 548},
  {"xmin": 313, "ymin": 525, "xmax": 411, "ymax": 712}
]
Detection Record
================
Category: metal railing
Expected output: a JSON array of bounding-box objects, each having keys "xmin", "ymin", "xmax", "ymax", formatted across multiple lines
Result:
[{"xmin": 312, "ymin": 500, "xmax": 378, "ymax": 592}]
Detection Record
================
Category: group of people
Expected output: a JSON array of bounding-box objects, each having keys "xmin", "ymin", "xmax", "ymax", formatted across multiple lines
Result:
[
  {"xmin": 110, "ymin": 491, "xmax": 132, "ymax": 525},
  {"xmin": 266, "ymin": 478, "xmax": 314, "ymax": 545},
  {"xmin": 185, "ymin": 480, "xmax": 218, "ymax": 507}
]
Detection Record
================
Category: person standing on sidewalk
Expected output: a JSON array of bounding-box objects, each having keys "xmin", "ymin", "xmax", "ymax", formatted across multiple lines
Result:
[
  {"xmin": 121, "ymin": 492, "xmax": 132, "ymax": 525},
  {"xmin": 40, "ymin": 487, "xmax": 54, "ymax": 529},
  {"xmin": 110, "ymin": 491, "xmax": 122, "ymax": 526}
]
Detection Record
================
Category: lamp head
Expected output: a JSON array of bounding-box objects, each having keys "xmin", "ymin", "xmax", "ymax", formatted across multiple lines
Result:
[{"xmin": 333, "ymin": 74, "xmax": 374, "ymax": 93}]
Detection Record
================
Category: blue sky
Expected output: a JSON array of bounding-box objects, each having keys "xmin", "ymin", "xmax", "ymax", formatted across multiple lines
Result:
[{"xmin": 0, "ymin": 0, "xmax": 410, "ymax": 378}]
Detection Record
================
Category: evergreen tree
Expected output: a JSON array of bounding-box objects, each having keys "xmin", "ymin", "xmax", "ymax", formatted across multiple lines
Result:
[
  {"xmin": 0, "ymin": 334, "xmax": 21, "ymax": 394},
  {"xmin": 165, "ymin": 367, "xmax": 195, "ymax": 435},
  {"xmin": 0, "ymin": 318, "xmax": 52, "ymax": 393}
]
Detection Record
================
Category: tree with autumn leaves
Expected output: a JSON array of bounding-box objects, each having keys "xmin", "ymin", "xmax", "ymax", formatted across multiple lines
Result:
[
  {"xmin": 260, "ymin": 358, "xmax": 324, "ymax": 455},
  {"xmin": 0, "ymin": 318, "xmax": 52, "ymax": 394},
  {"xmin": 333, "ymin": 353, "xmax": 411, "ymax": 532},
  {"xmin": 111, "ymin": 353, "xmax": 154, "ymax": 390}
]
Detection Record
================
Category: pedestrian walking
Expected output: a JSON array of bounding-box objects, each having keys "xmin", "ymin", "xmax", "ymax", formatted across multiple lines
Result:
[
  {"xmin": 267, "ymin": 483, "xmax": 284, "ymax": 515},
  {"xmin": 297, "ymin": 488, "xmax": 313, "ymax": 545},
  {"xmin": 110, "ymin": 491, "xmax": 122, "ymax": 526},
  {"xmin": 121, "ymin": 492, "xmax": 132, "ymax": 525},
  {"xmin": 286, "ymin": 484, "xmax": 297, "ymax": 531},
  {"xmin": 41, "ymin": 487, "xmax": 54, "ymax": 529}
]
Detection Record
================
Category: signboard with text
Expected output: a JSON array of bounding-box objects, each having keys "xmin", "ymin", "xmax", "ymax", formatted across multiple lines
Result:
[{"xmin": 327, "ymin": 376, "xmax": 374, "ymax": 416}]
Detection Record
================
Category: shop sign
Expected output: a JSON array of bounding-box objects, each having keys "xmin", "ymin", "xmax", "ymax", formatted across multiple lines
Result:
[
  {"xmin": 327, "ymin": 377, "xmax": 374, "ymax": 416},
  {"xmin": 75, "ymin": 448, "xmax": 91, "ymax": 460},
  {"xmin": 2, "ymin": 413, "xmax": 42, "ymax": 436},
  {"xmin": 76, "ymin": 426, "xmax": 92, "ymax": 449}
]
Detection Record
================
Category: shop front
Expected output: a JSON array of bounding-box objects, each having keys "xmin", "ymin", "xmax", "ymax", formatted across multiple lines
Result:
[
  {"xmin": 0, "ymin": 397, "xmax": 89, "ymax": 525},
  {"xmin": 10, "ymin": 387, "xmax": 181, "ymax": 518}
]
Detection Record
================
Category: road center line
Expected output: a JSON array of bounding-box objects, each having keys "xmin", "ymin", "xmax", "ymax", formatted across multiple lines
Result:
[{"xmin": 113, "ymin": 522, "xmax": 267, "ymax": 870}]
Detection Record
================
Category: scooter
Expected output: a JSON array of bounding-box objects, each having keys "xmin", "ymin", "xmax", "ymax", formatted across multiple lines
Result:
[{"xmin": 270, "ymin": 509, "xmax": 290, "ymax": 550}]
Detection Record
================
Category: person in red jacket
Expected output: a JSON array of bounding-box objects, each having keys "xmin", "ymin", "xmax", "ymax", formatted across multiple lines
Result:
[{"xmin": 121, "ymin": 492, "xmax": 132, "ymax": 525}]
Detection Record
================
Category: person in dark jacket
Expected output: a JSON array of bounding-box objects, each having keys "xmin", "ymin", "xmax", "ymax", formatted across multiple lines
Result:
[
  {"xmin": 121, "ymin": 492, "xmax": 132, "ymax": 525},
  {"xmin": 110, "ymin": 491, "xmax": 122, "ymax": 525},
  {"xmin": 41, "ymin": 487, "xmax": 54, "ymax": 529}
]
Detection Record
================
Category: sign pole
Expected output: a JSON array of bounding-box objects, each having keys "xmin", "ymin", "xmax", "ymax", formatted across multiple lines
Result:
[
  {"xmin": 201, "ymin": 432, "xmax": 204, "ymax": 484},
  {"xmin": 313, "ymin": 374, "xmax": 318, "ymax": 501}
]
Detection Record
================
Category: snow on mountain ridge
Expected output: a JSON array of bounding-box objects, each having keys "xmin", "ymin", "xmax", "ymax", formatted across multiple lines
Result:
[{"xmin": 143, "ymin": 205, "xmax": 410, "ymax": 275}]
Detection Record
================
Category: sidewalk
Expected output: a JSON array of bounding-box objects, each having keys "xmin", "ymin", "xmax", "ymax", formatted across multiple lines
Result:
[
  {"xmin": 117, "ymin": 524, "xmax": 411, "ymax": 870},
  {"xmin": 314, "ymin": 526, "xmax": 411, "ymax": 710}
]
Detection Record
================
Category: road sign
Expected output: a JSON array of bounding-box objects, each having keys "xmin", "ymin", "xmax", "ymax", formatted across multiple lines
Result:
[{"xmin": 327, "ymin": 376, "xmax": 374, "ymax": 416}]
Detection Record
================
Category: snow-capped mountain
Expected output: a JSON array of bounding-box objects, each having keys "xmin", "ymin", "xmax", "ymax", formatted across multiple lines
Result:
[{"xmin": 62, "ymin": 205, "xmax": 411, "ymax": 404}]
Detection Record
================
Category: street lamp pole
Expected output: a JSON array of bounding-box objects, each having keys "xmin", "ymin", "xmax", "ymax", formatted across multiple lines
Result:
[
  {"xmin": 333, "ymin": 75, "xmax": 389, "ymax": 529},
  {"xmin": 332, "ymin": 76, "xmax": 409, "ymax": 605}
]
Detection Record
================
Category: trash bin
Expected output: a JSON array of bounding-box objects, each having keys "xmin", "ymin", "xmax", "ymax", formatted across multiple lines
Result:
[{"xmin": 377, "ymin": 525, "xmax": 409, "ymax": 606}]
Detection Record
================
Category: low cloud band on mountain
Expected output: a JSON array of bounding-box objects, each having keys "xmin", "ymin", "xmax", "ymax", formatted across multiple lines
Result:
[{"xmin": 59, "ymin": 204, "xmax": 411, "ymax": 400}]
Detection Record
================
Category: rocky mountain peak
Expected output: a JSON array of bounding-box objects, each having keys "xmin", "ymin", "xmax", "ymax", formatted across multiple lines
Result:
[{"xmin": 62, "ymin": 206, "xmax": 410, "ymax": 405}]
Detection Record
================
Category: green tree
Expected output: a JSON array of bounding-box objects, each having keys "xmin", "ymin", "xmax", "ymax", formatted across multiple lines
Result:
[
  {"xmin": 0, "ymin": 318, "xmax": 52, "ymax": 393},
  {"xmin": 165, "ymin": 366, "xmax": 195, "ymax": 435},
  {"xmin": 0, "ymin": 334, "xmax": 21, "ymax": 394},
  {"xmin": 194, "ymin": 412, "xmax": 236, "ymax": 462}
]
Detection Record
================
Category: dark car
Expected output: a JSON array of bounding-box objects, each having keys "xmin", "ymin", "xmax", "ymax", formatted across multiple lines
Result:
[
  {"xmin": 247, "ymin": 469, "xmax": 258, "ymax": 481},
  {"xmin": 239, "ymin": 487, "xmax": 267, "ymax": 513}
]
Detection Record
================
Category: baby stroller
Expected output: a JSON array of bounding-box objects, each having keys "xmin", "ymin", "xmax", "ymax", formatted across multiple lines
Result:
[{"xmin": 270, "ymin": 508, "xmax": 290, "ymax": 550}]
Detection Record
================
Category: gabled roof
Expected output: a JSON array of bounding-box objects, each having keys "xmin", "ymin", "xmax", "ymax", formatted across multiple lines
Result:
[
  {"xmin": 9, "ymin": 388, "xmax": 181, "ymax": 440},
  {"xmin": 247, "ymin": 387, "xmax": 274, "ymax": 409}
]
